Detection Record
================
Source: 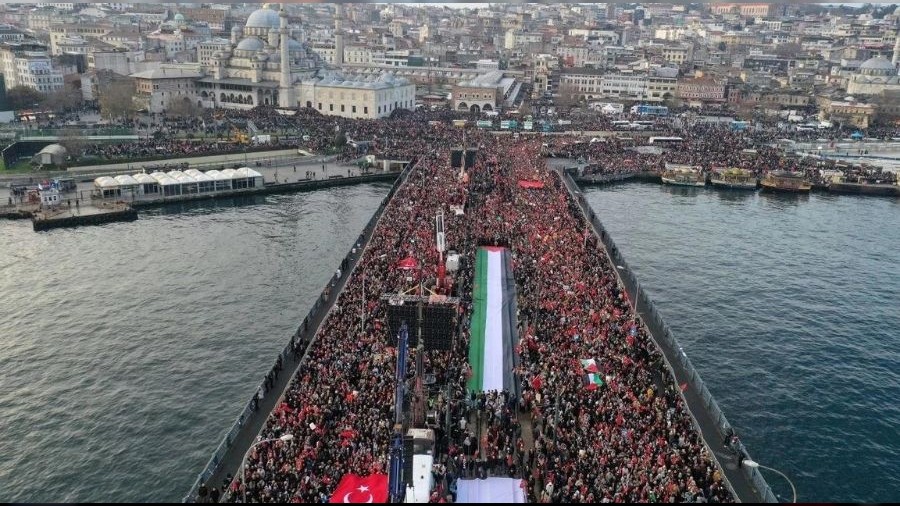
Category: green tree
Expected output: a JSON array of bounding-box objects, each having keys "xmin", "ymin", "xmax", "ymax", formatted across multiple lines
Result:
[{"xmin": 6, "ymin": 87, "xmax": 45, "ymax": 111}]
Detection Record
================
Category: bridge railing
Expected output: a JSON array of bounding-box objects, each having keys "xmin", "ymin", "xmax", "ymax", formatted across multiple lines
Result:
[
  {"xmin": 563, "ymin": 169, "xmax": 777, "ymax": 503},
  {"xmin": 181, "ymin": 157, "xmax": 417, "ymax": 503}
]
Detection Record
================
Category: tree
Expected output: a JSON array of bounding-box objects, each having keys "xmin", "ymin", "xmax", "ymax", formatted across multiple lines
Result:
[
  {"xmin": 58, "ymin": 127, "xmax": 85, "ymax": 161},
  {"xmin": 165, "ymin": 96, "xmax": 200, "ymax": 118},
  {"xmin": 98, "ymin": 79, "xmax": 136, "ymax": 121},
  {"xmin": 6, "ymin": 87, "xmax": 45, "ymax": 111},
  {"xmin": 43, "ymin": 87, "xmax": 83, "ymax": 114},
  {"xmin": 555, "ymin": 82, "xmax": 581, "ymax": 109},
  {"xmin": 333, "ymin": 130, "xmax": 347, "ymax": 148}
]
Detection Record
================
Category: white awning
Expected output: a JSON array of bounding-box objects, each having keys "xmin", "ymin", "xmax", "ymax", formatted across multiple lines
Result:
[
  {"xmin": 114, "ymin": 174, "xmax": 139, "ymax": 186},
  {"xmin": 133, "ymin": 173, "xmax": 157, "ymax": 184},
  {"xmin": 235, "ymin": 167, "xmax": 263, "ymax": 178},
  {"xmin": 150, "ymin": 171, "xmax": 179, "ymax": 186},
  {"xmin": 184, "ymin": 169, "xmax": 213, "ymax": 182},
  {"xmin": 205, "ymin": 169, "xmax": 233, "ymax": 181},
  {"xmin": 94, "ymin": 176, "xmax": 119, "ymax": 188}
]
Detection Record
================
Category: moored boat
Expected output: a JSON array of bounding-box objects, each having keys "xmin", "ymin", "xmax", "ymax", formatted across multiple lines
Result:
[
  {"xmin": 710, "ymin": 167, "xmax": 758, "ymax": 190},
  {"xmin": 661, "ymin": 163, "xmax": 706, "ymax": 187},
  {"xmin": 761, "ymin": 170, "xmax": 811, "ymax": 193},
  {"xmin": 827, "ymin": 174, "xmax": 900, "ymax": 196}
]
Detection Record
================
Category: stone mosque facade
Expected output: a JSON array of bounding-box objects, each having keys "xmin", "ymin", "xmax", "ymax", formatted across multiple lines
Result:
[{"xmin": 161, "ymin": 4, "xmax": 415, "ymax": 119}]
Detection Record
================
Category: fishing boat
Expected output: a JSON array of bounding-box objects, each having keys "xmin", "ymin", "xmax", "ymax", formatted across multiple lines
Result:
[
  {"xmin": 760, "ymin": 170, "xmax": 811, "ymax": 193},
  {"xmin": 826, "ymin": 172, "xmax": 900, "ymax": 197},
  {"xmin": 661, "ymin": 163, "xmax": 705, "ymax": 187},
  {"xmin": 710, "ymin": 167, "xmax": 758, "ymax": 190}
]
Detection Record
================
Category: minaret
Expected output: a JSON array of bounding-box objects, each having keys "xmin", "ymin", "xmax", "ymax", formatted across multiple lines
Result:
[
  {"xmin": 334, "ymin": 4, "xmax": 345, "ymax": 66},
  {"xmin": 279, "ymin": 4, "xmax": 294, "ymax": 108},
  {"xmin": 893, "ymin": 31, "xmax": 900, "ymax": 69}
]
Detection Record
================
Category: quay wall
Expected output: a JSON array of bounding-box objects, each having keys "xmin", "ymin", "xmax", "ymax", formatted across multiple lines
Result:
[
  {"xmin": 31, "ymin": 208, "xmax": 137, "ymax": 232},
  {"xmin": 182, "ymin": 158, "xmax": 418, "ymax": 502},
  {"xmin": 561, "ymin": 168, "xmax": 778, "ymax": 503}
]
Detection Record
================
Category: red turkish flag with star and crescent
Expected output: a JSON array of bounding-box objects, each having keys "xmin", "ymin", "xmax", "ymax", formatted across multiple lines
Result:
[{"xmin": 329, "ymin": 474, "xmax": 389, "ymax": 504}]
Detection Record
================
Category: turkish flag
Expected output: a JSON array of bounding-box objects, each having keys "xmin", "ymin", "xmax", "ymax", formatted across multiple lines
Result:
[{"xmin": 329, "ymin": 474, "xmax": 388, "ymax": 503}]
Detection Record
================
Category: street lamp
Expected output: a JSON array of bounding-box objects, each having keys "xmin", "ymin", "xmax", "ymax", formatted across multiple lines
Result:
[
  {"xmin": 241, "ymin": 434, "xmax": 294, "ymax": 503},
  {"xmin": 742, "ymin": 459, "xmax": 797, "ymax": 503}
]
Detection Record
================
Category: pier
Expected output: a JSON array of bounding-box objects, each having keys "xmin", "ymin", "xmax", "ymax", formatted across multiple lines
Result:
[
  {"xmin": 3, "ymin": 157, "xmax": 407, "ymax": 231},
  {"xmin": 561, "ymin": 168, "xmax": 776, "ymax": 503},
  {"xmin": 31, "ymin": 201, "xmax": 137, "ymax": 232}
]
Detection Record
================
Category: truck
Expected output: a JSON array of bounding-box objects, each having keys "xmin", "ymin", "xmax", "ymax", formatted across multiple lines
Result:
[
  {"xmin": 404, "ymin": 428, "xmax": 435, "ymax": 503},
  {"xmin": 251, "ymin": 134, "xmax": 272, "ymax": 145}
]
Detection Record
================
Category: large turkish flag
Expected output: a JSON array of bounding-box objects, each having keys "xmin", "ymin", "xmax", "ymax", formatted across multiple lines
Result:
[{"xmin": 329, "ymin": 474, "xmax": 389, "ymax": 503}]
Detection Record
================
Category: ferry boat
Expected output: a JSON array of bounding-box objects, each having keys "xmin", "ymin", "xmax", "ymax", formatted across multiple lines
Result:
[
  {"xmin": 827, "ymin": 175, "xmax": 900, "ymax": 197},
  {"xmin": 760, "ymin": 170, "xmax": 812, "ymax": 193},
  {"xmin": 710, "ymin": 167, "xmax": 758, "ymax": 190},
  {"xmin": 661, "ymin": 163, "xmax": 705, "ymax": 187}
]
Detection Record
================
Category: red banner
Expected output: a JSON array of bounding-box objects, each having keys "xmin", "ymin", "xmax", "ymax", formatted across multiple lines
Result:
[{"xmin": 329, "ymin": 474, "xmax": 389, "ymax": 503}]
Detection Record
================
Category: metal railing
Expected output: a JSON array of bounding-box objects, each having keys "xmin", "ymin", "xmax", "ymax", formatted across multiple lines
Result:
[
  {"xmin": 181, "ymin": 157, "xmax": 418, "ymax": 503},
  {"xmin": 562, "ymin": 168, "xmax": 778, "ymax": 504}
]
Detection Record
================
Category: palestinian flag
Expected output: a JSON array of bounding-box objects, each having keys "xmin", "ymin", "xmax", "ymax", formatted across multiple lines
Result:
[
  {"xmin": 468, "ymin": 247, "xmax": 519, "ymax": 394},
  {"xmin": 584, "ymin": 373, "xmax": 604, "ymax": 390},
  {"xmin": 580, "ymin": 359, "xmax": 599, "ymax": 373}
]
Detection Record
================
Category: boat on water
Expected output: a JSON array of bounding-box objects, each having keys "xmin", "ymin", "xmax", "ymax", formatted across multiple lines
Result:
[
  {"xmin": 710, "ymin": 167, "xmax": 758, "ymax": 190},
  {"xmin": 661, "ymin": 163, "xmax": 705, "ymax": 187},
  {"xmin": 827, "ymin": 174, "xmax": 900, "ymax": 197},
  {"xmin": 760, "ymin": 170, "xmax": 812, "ymax": 193}
]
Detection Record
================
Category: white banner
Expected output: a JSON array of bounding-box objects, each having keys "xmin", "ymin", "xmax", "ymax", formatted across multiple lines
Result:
[{"xmin": 456, "ymin": 478, "xmax": 526, "ymax": 504}]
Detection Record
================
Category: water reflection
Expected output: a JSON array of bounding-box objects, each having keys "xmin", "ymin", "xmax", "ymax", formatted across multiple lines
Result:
[{"xmin": 713, "ymin": 188, "xmax": 757, "ymax": 204}]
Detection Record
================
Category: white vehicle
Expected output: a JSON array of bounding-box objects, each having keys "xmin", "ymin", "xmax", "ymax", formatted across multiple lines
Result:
[
  {"xmin": 404, "ymin": 428, "xmax": 434, "ymax": 503},
  {"xmin": 251, "ymin": 134, "xmax": 272, "ymax": 144}
]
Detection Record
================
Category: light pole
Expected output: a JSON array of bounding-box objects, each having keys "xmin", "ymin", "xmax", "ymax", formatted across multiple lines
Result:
[
  {"xmin": 742, "ymin": 459, "xmax": 797, "ymax": 504},
  {"xmin": 241, "ymin": 434, "xmax": 294, "ymax": 503}
]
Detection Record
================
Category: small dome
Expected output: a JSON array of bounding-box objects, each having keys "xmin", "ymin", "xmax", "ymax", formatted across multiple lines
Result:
[
  {"xmin": 231, "ymin": 26, "xmax": 241, "ymax": 34},
  {"xmin": 255, "ymin": 53, "xmax": 269, "ymax": 61},
  {"xmin": 246, "ymin": 7, "xmax": 280, "ymax": 29},
  {"xmin": 236, "ymin": 37, "xmax": 265, "ymax": 51},
  {"xmin": 174, "ymin": 13, "xmax": 185, "ymax": 23}
]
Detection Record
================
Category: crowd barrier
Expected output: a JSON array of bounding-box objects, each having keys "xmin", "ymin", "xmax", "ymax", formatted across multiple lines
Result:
[
  {"xmin": 562, "ymin": 168, "xmax": 778, "ymax": 504},
  {"xmin": 181, "ymin": 157, "xmax": 418, "ymax": 502}
]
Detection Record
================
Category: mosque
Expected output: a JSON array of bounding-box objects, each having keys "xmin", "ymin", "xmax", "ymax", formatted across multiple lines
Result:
[
  {"xmin": 845, "ymin": 56, "xmax": 900, "ymax": 96},
  {"xmin": 139, "ymin": 4, "xmax": 415, "ymax": 119}
]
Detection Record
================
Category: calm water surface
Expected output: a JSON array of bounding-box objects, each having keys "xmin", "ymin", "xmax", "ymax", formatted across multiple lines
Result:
[
  {"xmin": 584, "ymin": 183, "xmax": 900, "ymax": 503},
  {"xmin": 0, "ymin": 184, "xmax": 390, "ymax": 502}
]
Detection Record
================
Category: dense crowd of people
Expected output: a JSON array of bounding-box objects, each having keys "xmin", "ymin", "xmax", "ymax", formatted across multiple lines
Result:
[{"xmin": 208, "ymin": 127, "xmax": 737, "ymax": 504}]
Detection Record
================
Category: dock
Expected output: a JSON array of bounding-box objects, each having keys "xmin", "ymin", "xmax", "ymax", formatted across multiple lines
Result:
[{"xmin": 30, "ymin": 201, "xmax": 137, "ymax": 232}]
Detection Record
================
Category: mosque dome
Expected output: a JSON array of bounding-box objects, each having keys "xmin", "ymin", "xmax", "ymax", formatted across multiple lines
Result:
[
  {"xmin": 174, "ymin": 13, "xmax": 186, "ymax": 24},
  {"xmin": 246, "ymin": 7, "xmax": 280, "ymax": 29},
  {"xmin": 236, "ymin": 37, "xmax": 265, "ymax": 52},
  {"xmin": 859, "ymin": 57, "xmax": 895, "ymax": 76}
]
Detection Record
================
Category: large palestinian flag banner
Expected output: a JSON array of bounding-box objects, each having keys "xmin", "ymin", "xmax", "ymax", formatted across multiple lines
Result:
[{"xmin": 467, "ymin": 247, "xmax": 519, "ymax": 394}]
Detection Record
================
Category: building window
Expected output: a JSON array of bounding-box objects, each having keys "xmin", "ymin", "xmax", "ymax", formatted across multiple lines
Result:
[
  {"xmin": 341, "ymin": 104, "xmax": 345, "ymax": 112},
  {"xmin": 318, "ymin": 102, "xmax": 322, "ymax": 110},
  {"xmin": 352, "ymin": 105, "xmax": 356, "ymax": 113},
  {"xmin": 364, "ymin": 106, "xmax": 368, "ymax": 114},
  {"xmin": 330, "ymin": 104, "xmax": 333, "ymax": 111}
]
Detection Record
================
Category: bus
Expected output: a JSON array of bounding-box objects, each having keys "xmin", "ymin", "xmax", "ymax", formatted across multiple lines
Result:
[
  {"xmin": 611, "ymin": 120, "xmax": 632, "ymax": 129},
  {"xmin": 630, "ymin": 104, "xmax": 669, "ymax": 117},
  {"xmin": 404, "ymin": 429, "xmax": 435, "ymax": 503},
  {"xmin": 648, "ymin": 136, "xmax": 684, "ymax": 145}
]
